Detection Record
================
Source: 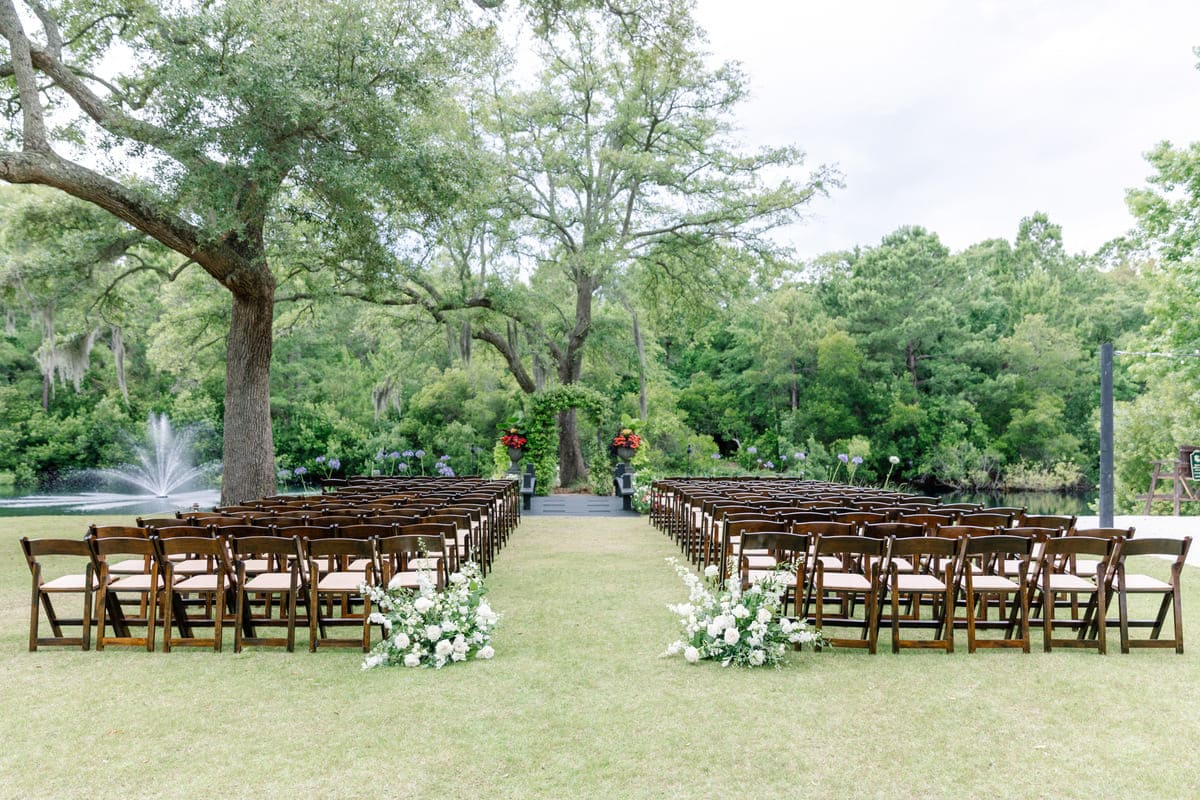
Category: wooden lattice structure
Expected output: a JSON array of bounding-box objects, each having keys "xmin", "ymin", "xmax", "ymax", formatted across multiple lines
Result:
[{"xmin": 1139, "ymin": 445, "xmax": 1200, "ymax": 515}]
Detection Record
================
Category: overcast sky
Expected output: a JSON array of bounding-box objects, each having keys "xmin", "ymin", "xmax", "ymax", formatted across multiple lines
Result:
[{"xmin": 690, "ymin": 0, "xmax": 1200, "ymax": 259}]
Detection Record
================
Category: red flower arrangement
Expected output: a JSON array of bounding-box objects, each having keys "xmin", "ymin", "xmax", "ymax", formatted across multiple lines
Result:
[
  {"xmin": 612, "ymin": 429, "xmax": 642, "ymax": 450},
  {"xmin": 500, "ymin": 428, "xmax": 527, "ymax": 448}
]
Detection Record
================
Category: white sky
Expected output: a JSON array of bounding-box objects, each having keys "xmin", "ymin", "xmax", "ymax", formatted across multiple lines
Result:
[{"xmin": 691, "ymin": 0, "xmax": 1200, "ymax": 258}]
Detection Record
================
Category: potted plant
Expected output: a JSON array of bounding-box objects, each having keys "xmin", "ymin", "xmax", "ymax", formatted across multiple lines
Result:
[
  {"xmin": 611, "ymin": 428, "xmax": 642, "ymax": 462},
  {"xmin": 499, "ymin": 424, "xmax": 528, "ymax": 467}
]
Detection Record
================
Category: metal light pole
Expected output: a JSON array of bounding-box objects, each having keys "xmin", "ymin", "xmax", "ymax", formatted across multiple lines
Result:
[{"xmin": 1099, "ymin": 342, "xmax": 1114, "ymax": 527}]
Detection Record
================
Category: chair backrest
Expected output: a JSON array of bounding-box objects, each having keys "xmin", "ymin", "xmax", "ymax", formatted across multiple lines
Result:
[
  {"xmin": 377, "ymin": 533, "xmax": 449, "ymax": 585},
  {"xmin": 792, "ymin": 521, "xmax": 856, "ymax": 539},
  {"xmin": 306, "ymin": 537, "xmax": 376, "ymax": 581},
  {"xmin": 228, "ymin": 534, "xmax": 302, "ymax": 563},
  {"xmin": 152, "ymin": 524, "xmax": 212, "ymax": 539},
  {"xmin": 833, "ymin": 511, "xmax": 889, "ymax": 527},
  {"xmin": 958, "ymin": 512, "xmax": 1015, "ymax": 528},
  {"xmin": 1072, "ymin": 527, "xmax": 1134, "ymax": 541},
  {"xmin": 338, "ymin": 523, "xmax": 395, "ymax": 540},
  {"xmin": 21, "ymin": 536, "xmax": 93, "ymax": 568},
  {"xmin": 897, "ymin": 512, "xmax": 960, "ymax": 531},
  {"xmin": 88, "ymin": 525, "xmax": 149, "ymax": 539},
  {"xmin": 156, "ymin": 535, "xmax": 231, "ymax": 575},
  {"xmin": 887, "ymin": 535, "xmax": 959, "ymax": 563},
  {"xmin": 1115, "ymin": 536, "xmax": 1190, "ymax": 560},
  {"xmin": 137, "ymin": 517, "xmax": 191, "ymax": 529},
  {"xmin": 89, "ymin": 536, "xmax": 158, "ymax": 568},
  {"xmin": 862, "ymin": 522, "xmax": 926, "ymax": 539},
  {"xmin": 737, "ymin": 531, "xmax": 810, "ymax": 582},
  {"xmin": 932, "ymin": 524, "xmax": 997, "ymax": 540},
  {"xmin": 1022, "ymin": 514, "xmax": 1076, "ymax": 533}
]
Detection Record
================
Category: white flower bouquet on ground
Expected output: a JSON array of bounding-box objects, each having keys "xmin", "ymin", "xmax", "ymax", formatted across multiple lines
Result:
[
  {"xmin": 663, "ymin": 557, "xmax": 824, "ymax": 667},
  {"xmin": 360, "ymin": 563, "xmax": 499, "ymax": 669}
]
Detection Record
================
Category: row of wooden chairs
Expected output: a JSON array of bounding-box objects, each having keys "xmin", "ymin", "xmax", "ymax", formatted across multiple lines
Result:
[
  {"xmin": 22, "ymin": 527, "xmax": 455, "ymax": 654},
  {"xmin": 732, "ymin": 526, "xmax": 1188, "ymax": 655}
]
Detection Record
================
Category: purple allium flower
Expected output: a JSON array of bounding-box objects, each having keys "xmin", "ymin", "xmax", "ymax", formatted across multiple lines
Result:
[
  {"xmin": 711, "ymin": 453, "xmax": 721, "ymax": 459},
  {"xmin": 415, "ymin": 449, "xmax": 426, "ymax": 458},
  {"xmin": 397, "ymin": 462, "xmax": 409, "ymax": 472},
  {"xmin": 294, "ymin": 466, "xmax": 307, "ymax": 476},
  {"xmin": 764, "ymin": 461, "xmax": 775, "ymax": 469},
  {"xmin": 781, "ymin": 454, "xmax": 788, "ymax": 461},
  {"xmin": 315, "ymin": 456, "xmax": 325, "ymax": 464},
  {"xmin": 401, "ymin": 450, "xmax": 413, "ymax": 458},
  {"xmin": 838, "ymin": 453, "xmax": 849, "ymax": 463},
  {"xmin": 747, "ymin": 446, "xmax": 757, "ymax": 454},
  {"xmin": 329, "ymin": 458, "xmax": 341, "ymax": 470},
  {"xmin": 439, "ymin": 454, "xmax": 450, "ymax": 461},
  {"xmin": 277, "ymin": 469, "xmax": 290, "ymax": 480},
  {"xmin": 795, "ymin": 452, "xmax": 805, "ymax": 460},
  {"xmin": 851, "ymin": 455, "xmax": 863, "ymax": 465},
  {"xmin": 375, "ymin": 450, "xmax": 385, "ymax": 461},
  {"xmin": 389, "ymin": 451, "xmax": 401, "ymax": 459}
]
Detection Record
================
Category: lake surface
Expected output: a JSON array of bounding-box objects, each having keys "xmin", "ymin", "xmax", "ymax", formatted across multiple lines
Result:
[
  {"xmin": 933, "ymin": 490, "xmax": 1096, "ymax": 516},
  {"xmin": 0, "ymin": 488, "xmax": 220, "ymax": 517}
]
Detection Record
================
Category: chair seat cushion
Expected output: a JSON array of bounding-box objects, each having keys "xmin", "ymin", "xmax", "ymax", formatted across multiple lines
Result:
[
  {"xmin": 1044, "ymin": 574, "xmax": 1096, "ymax": 592},
  {"xmin": 1121, "ymin": 574, "xmax": 1172, "ymax": 592},
  {"xmin": 969, "ymin": 575, "xmax": 1020, "ymax": 592},
  {"xmin": 109, "ymin": 574, "xmax": 165, "ymax": 591},
  {"xmin": 894, "ymin": 574, "xmax": 947, "ymax": 592},
  {"xmin": 42, "ymin": 573, "xmax": 100, "ymax": 591},
  {"xmin": 317, "ymin": 572, "xmax": 365, "ymax": 592},
  {"xmin": 174, "ymin": 574, "xmax": 225, "ymax": 592},
  {"xmin": 387, "ymin": 571, "xmax": 422, "ymax": 590},
  {"xmin": 819, "ymin": 573, "xmax": 872, "ymax": 591},
  {"xmin": 244, "ymin": 574, "xmax": 295, "ymax": 592}
]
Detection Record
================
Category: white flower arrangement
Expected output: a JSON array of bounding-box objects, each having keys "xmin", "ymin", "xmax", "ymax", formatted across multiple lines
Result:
[
  {"xmin": 359, "ymin": 562, "xmax": 499, "ymax": 669},
  {"xmin": 663, "ymin": 557, "xmax": 824, "ymax": 668}
]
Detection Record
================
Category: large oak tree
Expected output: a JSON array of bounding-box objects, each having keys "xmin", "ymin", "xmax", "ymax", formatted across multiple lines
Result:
[{"xmin": 0, "ymin": 0, "xmax": 489, "ymax": 502}]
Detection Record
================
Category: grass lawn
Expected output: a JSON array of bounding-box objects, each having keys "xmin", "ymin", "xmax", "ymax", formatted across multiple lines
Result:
[{"xmin": 2, "ymin": 513, "xmax": 1198, "ymax": 799}]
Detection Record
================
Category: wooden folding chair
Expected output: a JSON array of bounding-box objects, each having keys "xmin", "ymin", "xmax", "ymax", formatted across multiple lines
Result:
[
  {"xmin": 737, "ymin": 531, "xmax": 810, "ymax": 617},
  {"xmin": 1109, "ymin": 537, "xmax": 1190, "ymax": 654},
  {"xmin": 230, "ymin": 535, "xmax": 303, "ymax": 652},
  {"xmin": 957, "ymin": 534, "xmax": 1034, "ymax": 653},
  {"xmin": 378, "ymin": 532, "xmax": 450, "ymax": 591},
  {"xmin": 21, "ymin": 537, "xmax": 97, "ymax": 651},
  {"xmin": 90, "ymin": 536, "xmax": 163, "ymax": 652},
  {"xmin": 159, "ymin": 535, "xmax": 235, "ymax": 652},
  {"xmin": 1038, "ymin": 536, "xmax": 1118, "ymax": 654},
  {"xmin": 881, "ymin": 536, "xmax": 957, "ymax": 654},
  {"xmin": 307, "ymin": 537, "xmax": 377, "ymax": 652},
  {"xmin": 806, "ymin": 534, "xmax": 886, "ymax": 653}
]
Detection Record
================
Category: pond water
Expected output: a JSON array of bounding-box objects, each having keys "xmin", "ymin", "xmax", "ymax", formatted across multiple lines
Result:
[
  {"xmin": 933, "ymin": 490, "xmax": 1096, "ymax": 516},
  {"xmin": 0, "ymin": 488, "xmax": 220, "ymax": 517}
]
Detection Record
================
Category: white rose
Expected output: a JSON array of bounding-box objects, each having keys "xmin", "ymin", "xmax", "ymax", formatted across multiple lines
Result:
[
  {"xmin": 452, "ymin": 635, "xmax": 469, "ymax": 654},
  {"xmin": 683, "ymin": 646, "xmax": 700, "ymax": 663},
  {"xmin": 392, "ymin": 632, "xmax": 410, "ymax": 650},
  {"xmin": 435, "ymin": 639, "xmax": 454, "ymax": 657},
  {"xmin": 756, "ymin": 607, "xmax": 772, "ymax": 624},
  {"xmin": 413, "ymin": 596, "xmax": 434, "ymax": 614},
  {"xmin": 477, "ymin": 645, "xmax": 495, "ymax": 659},
  {"xmin": 749, "ymin": 649, "xmax": 765, "ymax": 666},
  {"xmin": 363, "ymin": 653, "xmax": 384, "ymax": 669},
  {"xmin": 666, "ymin": 641, "xmax": 682, "ymax": 656},
  {"xmin": 723, "ymin": 626, "xmax": 740, "ymax": 645},
  {"xmin": 732, "ymin": 604, "xmax": 749, "ymax": 619},
  {"xmin": 425, "ymin": 624, "xmax": 443, "ymax": 641},
  {"xmin": 706, "ymin": 621, "xmax": 724, "ymax": 638},
  {"xmin": 403, "ymin": 653, "xmax": 421, "ymax": 668},
  {"xmin": 780, "ymin": 618, "xmax": 795, "ymax": 634},
  {"xmin": 450, "ymin": 572, "xmax": 467, "ymax": 585},
  {"xmin": 704, "ymin": 564, "xmax": 719, "ymax": 579}
]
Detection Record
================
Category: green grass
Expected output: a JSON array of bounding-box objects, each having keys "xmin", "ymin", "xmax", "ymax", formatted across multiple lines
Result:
[{"xmin": 1, "ymin": 514, "xmax": 1198, "ymax": 799}]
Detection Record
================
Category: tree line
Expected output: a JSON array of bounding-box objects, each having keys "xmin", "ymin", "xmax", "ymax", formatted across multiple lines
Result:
[{"xmin": 0, "ymin": 1, "xmax": 1197, "ymax": 510}]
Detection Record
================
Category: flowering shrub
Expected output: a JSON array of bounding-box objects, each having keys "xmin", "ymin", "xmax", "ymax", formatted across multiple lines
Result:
[
  {"xmin": 612, "ymin": 428, "xmax": 642, "ymax": 450},
  {"xmin": 663, "ymin": 558, "xmax": 824, "ymax": 667},
  {"xmin": 360, "ymin": 563, "xmax": 499, "ymax": 670}
]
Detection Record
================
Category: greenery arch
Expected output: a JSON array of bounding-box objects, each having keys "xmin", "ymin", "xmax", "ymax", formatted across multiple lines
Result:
[{"xmin": 525, "ymin": 385, "xmax": 609, "ymax": 495}]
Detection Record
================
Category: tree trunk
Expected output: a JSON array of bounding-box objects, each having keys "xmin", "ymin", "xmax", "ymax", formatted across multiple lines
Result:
[
  {"xmin": 632, "ymin": 306, "xmax": 648, "ymax": 420},
  {"xmin": 557, "ymin": 407, "xmax": 587, "ymax": 488},
  {"xmin": 221, "ymin": 287, "xmax": 276, "ymax": 505}
]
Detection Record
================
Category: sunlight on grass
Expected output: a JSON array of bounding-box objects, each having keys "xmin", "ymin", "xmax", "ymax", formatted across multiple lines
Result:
[{"xmin": 1, "ymin": 514, "xmax": 1197, "ymax": 799}]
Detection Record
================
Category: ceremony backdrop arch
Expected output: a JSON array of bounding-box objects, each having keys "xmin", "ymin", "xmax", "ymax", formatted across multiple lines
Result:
[{"xmin": 526, "ymin": 386, "xmax": 609, "ymax": 495}]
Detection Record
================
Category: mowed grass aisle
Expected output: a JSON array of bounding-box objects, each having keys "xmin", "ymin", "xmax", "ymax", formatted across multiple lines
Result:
[{"xmin": 2, "ymin": 515, "xmax": 1199, "ymax": 799}]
